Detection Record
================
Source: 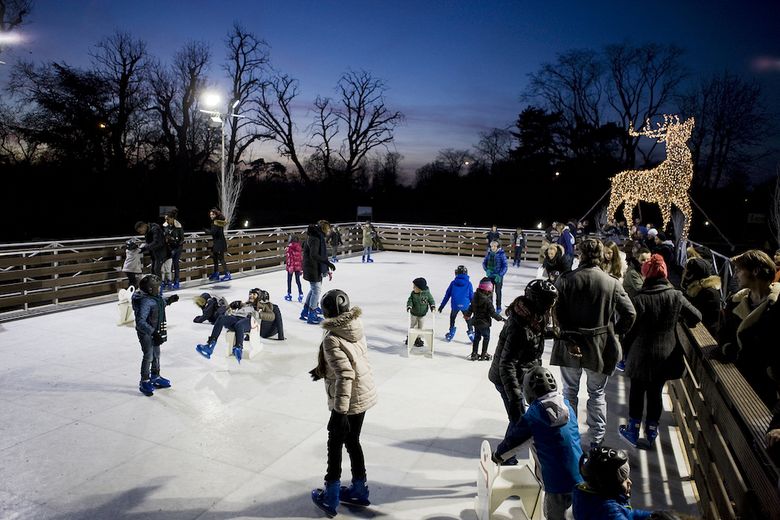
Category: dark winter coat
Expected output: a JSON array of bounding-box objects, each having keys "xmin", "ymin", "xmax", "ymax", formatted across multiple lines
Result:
[
  {"xmin": 164, "ymin": 219, "xmax": 184, "ymax": 251},
  {"xmin": 684, "ymin": 275, "xmax": 722, "ymax": 336},
  {"xmin": 465, "ymin": 290, "xmax": 503, "ymax": 329},
  {"xmin": 512, "ymin": 232, "xmax": 526, "ymax": 249},
  {"xmin": 407, "ymin": 289, "xmax": 436, "ymax": 317},
  {"xmin": 572, "ymin": 485, "xmax": 652, "ymax": 519},
  {"xmin": 132, "ymin": 289, "xmax": 175, "ymax": 344},
  {"xmin": 542, "ymin": 244, "xmax": 572, "ymax": 281},
  {"xmin": 303, "ymin": 224, "xmax": 331, "ymax": 282},
  {"xmin": 285, "ymin": 241, "xmax": 303, "ymax": 273},
  {"xmin": 557, "ymin": 227, "xmax": 574, "ymax": 256},
  {"xmin": 718, "ymin": 282, "xmax": 780, "ymax": 407},
  {"xmin": 486, "ymin": 230, "xmax": 501, "ymax": 245},
  {"xmin": 623, "ymin": 279, "xmax": 701, "ymax": 382},
  {"xmin": 488, "ymin": 299, "xmax": 545, "ymax": 418},
  {"xmin": 622, "ymin": 264, "xmax": 644, "ymax": 299},
  {"xmin": 440, "ymin": 273, "xmax": 473, "ymax": 311},
  {"xmin": 551, "ymin": 264, "xmax": 636, "ymax": 375},
  {"xmin": 209, "ymin": 218, "xmax": 227, "ymax": 253},
  {"xmin": 143, "ymin": 222, "xmax": 167, "ymax": 259},
  {"xmin": 495, "ymin": 393, "xmax": 583, "ymax": 494},
  {"xmin": 329, "ymin": 230, "xmax": 343, "ymax": 247},
  {"xmin": 193, "ymin": 292, "xmax": 227, "ymax": 324},
  {"xmin": 482, "ymin": 248, "xmax": 508, "ymax": 283}
]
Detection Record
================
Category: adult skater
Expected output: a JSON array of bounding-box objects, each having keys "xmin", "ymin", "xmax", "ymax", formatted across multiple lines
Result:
[
  {"xmin": 483, "ymin": 240, "xmax": 508, "ymax": 312},
  {"xmin": 310, "ymin": 289, "xmax": 377, "ymax": 517},
  {"xmin": 207, "ymin": 208, "xmax": 230, "ymax": 281},
  {"xmin": 135, "ymin": 220, "xmax": 167, "ymax": 278},
  {"xmin": 329, "ymin": 226, "xmax": 343, "ymax": 262},
  {"xmin": 361, "ymin": 222, "xmax": 374, "ymax": 263},
  {"xmin": 302, "ymin": 220, "xmax": 336, "ymax": 325},
  {"xmin": 551, "ymin": 238, "xmax": 636, "ymax": 448},
  {"xmin": 163, "ymin": 209, "xmax": 184, "ymax": 289}
]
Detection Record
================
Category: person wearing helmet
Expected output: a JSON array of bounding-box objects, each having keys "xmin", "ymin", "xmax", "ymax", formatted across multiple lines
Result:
[
  {"xmin": 195, "ymin": 288, "xmax": 261, "ymax": 363},
  {"xmin": 551, "ymin": 238, "xmax": 636, "ymax": 448},
  {"xmin": 489, "ymin": 280, "xmax": 558, "ymax": 440},
  {"xmin": 438, "ymin": 265, "xmax": 475, "ymax": 342},
  {"xmin": 131, "ymin": 274, "xmax": 179, "ymax": 396},
  {"xmin": 491, "ymin": 367, "xmax": 583, "ymax": 519},
  {"xmin": 193, "ymin": 292, "xmax": 228, "ymax": 324},
  {"xmin": 309, "ymin": 289, "xmax": 377, "ymax": 517},
  {"xmin": 463, "ymin": 277, "xmax": 505, "ymax": 361}
]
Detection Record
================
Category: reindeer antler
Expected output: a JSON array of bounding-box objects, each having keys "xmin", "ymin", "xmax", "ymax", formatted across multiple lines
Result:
[{"xmin": 628, "ymin": 114, "xmax": 681, "ymax": 140}]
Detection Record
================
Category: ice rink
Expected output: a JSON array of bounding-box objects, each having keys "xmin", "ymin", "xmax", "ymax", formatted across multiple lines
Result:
[{"xmin": 0, "ymin": 251, "xmax": 697, "ymax": 519}]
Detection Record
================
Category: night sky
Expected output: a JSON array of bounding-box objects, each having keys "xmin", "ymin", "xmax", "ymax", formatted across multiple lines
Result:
[{"xmin": 3, "ymin": 0, "xmax": 779, "ymax": 177}]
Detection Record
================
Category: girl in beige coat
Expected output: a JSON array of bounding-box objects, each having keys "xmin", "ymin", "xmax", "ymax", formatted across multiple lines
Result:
[{"xmin": 310, "ymin": 289, "xmax": 377, "ymax": 517}]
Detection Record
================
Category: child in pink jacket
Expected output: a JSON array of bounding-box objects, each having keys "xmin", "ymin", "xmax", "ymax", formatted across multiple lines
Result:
[{"xmin": 285, "ymin": 236, "xmax": 304, "ymax": 302}]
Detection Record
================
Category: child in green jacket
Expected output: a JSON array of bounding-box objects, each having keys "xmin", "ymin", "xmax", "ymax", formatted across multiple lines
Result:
[{"xmin": 406, "ymin": 277, "xmax": 436, "ymax": 347}]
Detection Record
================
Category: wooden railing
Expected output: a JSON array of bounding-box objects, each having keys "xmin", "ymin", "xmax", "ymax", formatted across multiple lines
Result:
[{"xmin": 669, "ymin": 323, "xmax": 779, "ymax": 519}]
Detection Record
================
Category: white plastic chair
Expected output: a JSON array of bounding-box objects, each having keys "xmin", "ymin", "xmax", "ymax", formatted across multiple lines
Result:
[
  {"xmin": 117, "ymin": 286, "xmax": 135, "ymax": 325},
  {"xmin": 407, "ymin": 311, "xmax": 435, "ymax": 357},
  {"xmin": 223, "ymin": 316, "xmax": 263, "ymax": 360},
  {"xmin": 475, "ymin": 440, "xmax": 542, "ymax": 520}
]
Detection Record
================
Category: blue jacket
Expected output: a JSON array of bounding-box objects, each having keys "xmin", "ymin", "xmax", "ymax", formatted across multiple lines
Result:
[
  {"xmin": 440, "ymin": 274, "xmax": 474, "ymax": 311},
  {"xmin": 572, "ymin": 485, "xmax": 652, "ymax": 519},
  {"xmin": 496, "ymin": 393, "xmax": 583, "ymax": 494},
  {"xmin": 558, "ymin": 228, "xmax": 575, "ymax": 256},
  {"xmin": 482, "ymin": 249, "xmax": 508, "ymax": 282},
  {"xmin": 132, "ymin": 290, "xmax": 162, "ymax": 336}
]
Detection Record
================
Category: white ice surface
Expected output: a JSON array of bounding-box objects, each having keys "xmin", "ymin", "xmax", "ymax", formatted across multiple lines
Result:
[{"xmin": 0, "ymin": 251, "xmax": 696, "ymax": 519}]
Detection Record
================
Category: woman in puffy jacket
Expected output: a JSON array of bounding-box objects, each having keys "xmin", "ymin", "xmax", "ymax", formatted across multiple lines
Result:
[{"xmin": 284, "ymin": 235, "xmax": 304, "ymax": 302}]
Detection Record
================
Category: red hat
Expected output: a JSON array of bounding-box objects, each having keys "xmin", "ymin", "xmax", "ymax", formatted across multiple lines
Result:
[{"xmin": 641, "ymin": 253, "xmax": 668, "ymax": 280}]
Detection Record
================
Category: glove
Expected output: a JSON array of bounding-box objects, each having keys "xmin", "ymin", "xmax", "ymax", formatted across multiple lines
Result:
[
  {"xmin": 165, "ymin": 295, "xmax": 179, "ymax": 305},
  {"xmin": 438, "ymin": 306, "xmax": 444, "ymax": 313},
  {"xmin": 328, "ymin": 411, "xmax": 350, "ymax": 432},
  {"xmin": 491, "ymin": 452, "xmax": 503, "ymax": 465},
  {"xmin": 229, "ymin": 300, "xmax": 242, "ymax": 310},
  {"xmin": 308, "ymin": 368, "xmax": 322, "ymax": 381},
  {"xmin": 430, "ymin": 305, "xmax": 436, "ymax": 311},
  {"xmin": 327, "ymin": 262, "xmax": 336, "ymax": 271},
  {"xmin": 406, "ymin": 307, "xmax": 411, "ymax": 313}
]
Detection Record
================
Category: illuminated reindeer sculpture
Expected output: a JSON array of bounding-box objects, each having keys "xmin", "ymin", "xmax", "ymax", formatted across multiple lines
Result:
[{"xmin": 607, "ymin": 115, "xmax": 695, "ymax": 240}]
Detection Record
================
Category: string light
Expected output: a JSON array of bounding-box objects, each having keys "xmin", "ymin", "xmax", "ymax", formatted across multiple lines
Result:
[{"xmin": 607, "ymin": 114, "xmax": 695, "ymax": 240}]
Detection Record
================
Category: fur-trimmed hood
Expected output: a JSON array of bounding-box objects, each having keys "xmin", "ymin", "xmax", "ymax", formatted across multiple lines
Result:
[
  {"xmin": 321, "ymin": 307, "xmax": 363, "ymax": 342},
  {"xmin": 731, "ymin": 282, "xmax": 779, "ymax": 322},
  {"xmin": 685, "ymin": 275, "xmax": 721, "ymax": 298}
]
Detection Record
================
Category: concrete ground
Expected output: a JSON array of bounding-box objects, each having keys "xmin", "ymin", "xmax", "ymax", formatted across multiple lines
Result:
[{"xmin": 0, "ymin": 251, "xmax": 697, "ymax": 519}]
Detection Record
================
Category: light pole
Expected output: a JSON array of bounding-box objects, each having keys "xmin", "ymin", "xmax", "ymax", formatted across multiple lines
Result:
[{"xmin": 200, "ymin": 94, "xmax": 242, "ymax": 217}]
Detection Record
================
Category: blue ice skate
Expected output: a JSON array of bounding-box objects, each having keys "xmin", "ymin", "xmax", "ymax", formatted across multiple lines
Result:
[
  {"xmin": 312, "ymin": 480, "xmax": 340, "ymax": 517},
  {"xmin": 139, "ymin": 380, "xmax": 154, "ymax": 396},
  {"xmin": 196, "ymin": 339, "xmax": 217, "ymax": 359},
  {"xmin": 150, "ymin": 375, "xmax": 171, "ymax": 388},
  {"xmin": 284, "ymin": 293, "xmax": 293, "ymax": 301},
  {"xmin": 340, "ymin": 478, "xmax": 370, "ymax": 507},
  {"xmin": 444, "ymin": 326, "xmax": 456, "ymax": 342}
]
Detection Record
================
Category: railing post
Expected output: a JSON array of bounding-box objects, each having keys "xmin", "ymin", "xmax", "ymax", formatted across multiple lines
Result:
[{"xmin": 52, "ymin": 248, "xmax": 59, "ymax": 305}]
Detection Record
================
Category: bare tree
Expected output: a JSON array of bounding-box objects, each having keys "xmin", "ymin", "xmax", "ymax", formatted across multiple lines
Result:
[
  {"xmin": 333, "ymin": 70, "xmax": 404, "ymax": 178},
  {"xmin": 253, "ymin": 73, "xmax": 311, "ymax": 184},
  {"xmin": 679, "ymin": 72, "xmax": 769, "ymax": 188},
  {"xmin": 474, "ymin": 128, "xmax": 512, "ymax": 168},
  {"xmin": 311, "ymin": 95, "xmax": 339, "ymax": 178},
  {"xmin": 604, "ymin": 43, "xmax": 686, "ymax": 167},
  {"xmin": 436, "ymin": 148, "xmax": 471, "ymax": 175},
  {"xmin": 222, "ymin": 23, "xmax": 269, "ymax": 168},
  {"xmin": 91, "ymin": 31, "xmax": 148, "ymax": 170},
  {"xmin": 218, "ymin": 164, "xmax": 243, "ymax": 231}
]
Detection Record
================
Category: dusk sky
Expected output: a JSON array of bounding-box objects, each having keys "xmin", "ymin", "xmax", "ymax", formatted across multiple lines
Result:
[{"xmin": 3, "ymin": 0, "xmax": 779, "ymax": 178}]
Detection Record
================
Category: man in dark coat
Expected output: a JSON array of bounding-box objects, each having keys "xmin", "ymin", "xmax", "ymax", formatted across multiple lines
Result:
[
  {"xmin": 135, "ymin": 220, "xmax": 167, "ymax": 278},
  {"xmin": 551, "ymin": 238, "xmax": 636, "ymax": 447},
  {"xmin": 301, "ymin": 220, "xmax": 336, "ymax": 324}
]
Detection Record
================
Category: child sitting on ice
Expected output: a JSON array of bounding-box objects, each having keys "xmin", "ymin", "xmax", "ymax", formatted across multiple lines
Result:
[
  {"xmin": 406, "ymin": 277, "xmax": 436, "ymax": 347},
  {"xmin": 193, "ymin": 292, "xmax": 228, "ymax": 324},
  {"xmin": 195, "ymin": 288, "xmax": 262, "ymax": 363},
  {"xmin": 464, "ymin": 277, "xmax": 505, "ymax": 361},
  {"xmin": 438, "ymin": 265, "xmax": 475, "ymax": 342},
  {"xmin": 491, "ymin": 367, "xmax": 583, "ymax": 520}
]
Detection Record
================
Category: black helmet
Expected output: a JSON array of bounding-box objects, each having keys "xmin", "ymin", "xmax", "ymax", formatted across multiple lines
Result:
[
  {"xmin": 455, "ymin": 265, "xmax": 468, "ymax": 275},
  {"xmin": 524, "ymin": 279, "xmax": 558, "ymax": 313},
  {"xmin": 522, "ymin": 366, "xmax": 558, "ymax": 402},
  {"xmin": 258, "ymin": 290, "xmax": 270, "ymax": 303},
  {"xmin": 321, "ymin": 289, "xmax": 350, "ymax": 318},
  {"xmin": 125, "ymin": 238, "xmax": 139, "ymax": 251},
  {"xmin": 579, "ymin": 446, "xmax": 630, "ymax": 496},
  {"xmin": 139, "ymin": 274, "xmax": 161, "ymax": 296}
]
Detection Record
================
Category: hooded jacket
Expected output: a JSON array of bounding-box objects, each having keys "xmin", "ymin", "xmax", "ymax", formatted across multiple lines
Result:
[
  {"xmin": 482, "ymin": 248, "xmax": 508, "ymax": 283},
  {"xmin": 163, "ymin": 219, "xmax": 184, "ymax": 250},
  {"xmin": 312, "ymin": 307, "xmax": 378, "ymax": 415},
  {"xmin": 123, "ymin": 246, "xmax": 144, "ymax": 273},
  {"xmin": 572, "ymin": 485, "xmax": 652, "ymax": 519},
  {"xmin": 209, "ymin": 218, "xmax": 227, "ymax": 253},
  {"xmin": 143, "ymin": 222, "xmax": 167, "ymax": 258},
  {"xmin": 543, "ymin": 244, "xmax": 572, "ymax": 280},
  {"xmin": 495, "ymin": 392, "xmax": 583, "ymax": 494},
  {"xmin": 684, "ymin": 274, "xmax": 722, "ymax": 335},
  {"xmin": 623, "ymin": 278, "xmax": 701, "ymax": 382},
  {"xmin": 719, "ymin": 282, "xmax": 780, "ymax": 406},
  {"xmin": 551, "ymin": 264, "xmax": 636, "ymax": 375},
  {"xmin": 361, "ymin": 225, "xmax": 374, "ymax": 247},
  {"xmin": 285, "ymin": 241, "xmax": 303, "ymax": 273},
  {"xmin": 407, "ymin": 288, "xmax": 436, "ymax": 317},
  {"xmin": 440, "ymin": 273, "xmax": 474, "ymax": 311},
  {"xmin": 465, "ymin": 289, "xmax": 503, "ymax": 329},
  {"xmin": 303, "ymin": 224, "xmax": 330, "ymax": 282}
]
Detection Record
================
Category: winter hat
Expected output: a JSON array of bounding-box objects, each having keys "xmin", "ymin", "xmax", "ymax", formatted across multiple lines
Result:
[
  {"xmin": 641, "ymin": 253, "xmax": 668, "ymax": 280},
  {"xmin": 478, "ymin": 277, "xmax": 494, "ymax": 292},
  {"xmin": 412, "ymin": 277, "xmax": 428, "ymax": 290},
  {"xmin": 684, "ymin": 257, "xmax": 713, "ymax": 283},
  {"xmin": 647, "ymin": 228, "xmax": 658, "ymax": 238},
  {"xmin": 656, "ymin": 231, "xmax": 667, "ymax": 242}
]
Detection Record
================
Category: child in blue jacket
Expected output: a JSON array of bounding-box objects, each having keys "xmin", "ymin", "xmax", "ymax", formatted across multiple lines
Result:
[
  {"xmin": 132, "ymin": 274, "xmax": 178, "ymax": 396},
  {"xmin": 492, "ymin": 366, "xmax": 583, "ymax": 520},
  {"xmin": 438, "ymin": 265, "xmax": 474, "ymax": 342},
  {"xmin": 483, "ymin": 241, "xmax": 508, "ymax": 312}
]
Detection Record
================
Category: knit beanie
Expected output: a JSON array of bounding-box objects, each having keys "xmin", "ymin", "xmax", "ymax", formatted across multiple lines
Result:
[
  {"xmin": 647, "ymin": 228, "xmax": 658, "ymax": 238},
  {"xmin": 641, "ymin": 253, "xmax": 668, "ymax": 279},
  {"xmin": 413, "ymin": 277, "xmax": 428, "ymax": 290},
  {"xmin": 478, "ymin": 278, "xmax": 494, "ymax": 292}
]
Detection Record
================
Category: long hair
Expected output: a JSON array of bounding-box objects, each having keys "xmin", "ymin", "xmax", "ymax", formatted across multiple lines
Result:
[{"xmin": 603, "ymin": 241, "xmax": 623, "ymax": 278}]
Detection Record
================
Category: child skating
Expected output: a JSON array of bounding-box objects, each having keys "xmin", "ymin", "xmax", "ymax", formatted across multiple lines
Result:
[
  {"xmin": 284, "ymin": 235, "xmax": 304, "ymax": 302},
  {"xmin": 132, "ymin": 274, "xmax": 179, "ymax": 396},
  {"xmin": 438, "ymin": 265, "xmax": 475, "ymax": 342},
  {"xmin": 406, "ymin": 277, "xmax": 436, "ymax": 348},
  {"xmin": 464, "ymin": 277, "xmax": 505, "ymax": 360}
]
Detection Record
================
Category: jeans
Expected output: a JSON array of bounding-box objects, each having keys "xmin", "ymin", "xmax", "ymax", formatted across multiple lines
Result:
[
  {"xmin": 628, "ymin": 378, "xmax": 665, "ymax": 423},
  {"xmin": 331, "ymin": 244, "xmax": 339, "ymax": 259},
  {"xmin": 472, "ymin": 326, "xmax": 491, "ymax": 354},
  {"xmin": 150, "ymin": 253, "xmax": 164, "ymax": 278},
  {"xmin": 449, "ymin": 309, "xmax": 473, "ymax": 331},
  {"xmin": 138, "ymin": 331, "xmax": 160, "ymax": 381},
  {"xmin": 170, "ymin": 247, "xmax": 182, "ymax": 282},
  {"xmin": 260, "ymin": 305, "xmax": 285, "ymax": 340},
  {"xmin": 212, "ymin": 250, "xmax": 227, "ymax": 274},
  {"xmin": 543, "ymin": 492, "xmax": 572, "ymax": 520},
  {"xmin": 210, "ymin": 314, "xmax": 252, "ymax": 347},
  {"xmin": 493, "ymin": 279, "xmax": 503, "ymax": 309},
  {"xmin": 513, "ymin": 246, "xmax": 523, "ymax": 266},
  {"xmin": 560, "ymin": 366, "xmax": 609, "ymax": 444},
  {"xmin": 306, "ymin": 280, "xmax": 322, "ymax": 310},
  {"xmin": 362, "ymin": 246, "xmax": 372, "ymax": 260},
  {"xmin": 287, "ymin": 271, "xmax": 302, "ymax": 295},
  {"xmin": 325, "ymin": 410, "xmax": 366, "ymax": 482}
]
